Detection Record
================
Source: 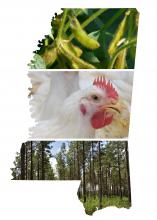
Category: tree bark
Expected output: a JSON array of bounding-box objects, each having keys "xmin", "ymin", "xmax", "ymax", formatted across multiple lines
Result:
[
  {"xmin": 82, "ymin": 141, "xmax": 86, "ymax": 203},
  {"xmin": 125, "ymin": 141, "xmax": 132, "ymax": 205},
  {"xmin": 30, "ymin": 141, "xmax": 33, "ymax": 180},
  {"xmin": 108, "ymin": 164, "xmax": 111, "ymax": 197},
  {"xmin": 91, "ymin": 142, "xmax": 96, "ymax": 198},
  {"xmin": 20, "ymin": 143, "xmax": 25, "ymax": 180},
  {"xmin": 76, "ymin": 142, "xmax": 81, "ymax": 199},
  {"xmin": 41, "ymin": 143, "xmax": 45, "ymax": 180},
  {"xmin": 73, "ymin": 148, "xmax": 76, "ymax": 179},
  {"xmin": 37, "ymin": 153, "xmax": 40, "ymax": 180},
  {"xmin": 105, "ymin": 168, "xmax": 108, "ymax": 197},
  {"xmin": 76, "ymin": 142, "xmax": 80, "ymax": 179},
  {"xmin": 25, "ymin": 144, "xmax": 28, "ymax": 180},
  {"xmin": 89, "ymin": 151, "xmax": 92, "ymax": 197},
  {"xmin": 98, "ymin": 141, "xmax": 103, "ymax": 209},
  {"xmin": 117, "ymin": 144, "xmax": 122, "ymax": 198}
]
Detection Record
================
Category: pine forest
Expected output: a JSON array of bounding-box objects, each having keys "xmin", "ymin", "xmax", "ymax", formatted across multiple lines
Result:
[{"xmin": 11, "ymin": 141, "xmax": 131, "ymax": 215}]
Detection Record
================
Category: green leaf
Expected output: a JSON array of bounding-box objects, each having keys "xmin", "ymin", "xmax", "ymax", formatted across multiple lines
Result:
[
  {"xmin": 83, "ymin": 51, "xmax": 100, "ymax": 63},
  {"xmin": 81, "ymin": 9, "xmax": 89, "ymax": 15},
  {"xmin": 29, "ymin": 8, "xmax": 139, "ymax": 69},
  {"xmin": 88, "ymin": 30, "xmax": 100, "ymax": 40},
  {"xmin": 28, "ymin": 54, "xmax": 46, "ymax": 69},
  {"xmin": 71, "ymin": 9, "xmax": 88, "ymax": 16}
]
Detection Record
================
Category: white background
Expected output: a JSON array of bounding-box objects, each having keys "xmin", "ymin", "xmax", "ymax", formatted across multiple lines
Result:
[{"xmin": 0, "ymin": 0, "xmax": 157, "ymax": 219}]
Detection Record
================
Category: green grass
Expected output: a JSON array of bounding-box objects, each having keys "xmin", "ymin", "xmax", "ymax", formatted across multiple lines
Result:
[{"xmin": 80, "ymin": 196, "xmax": 131, "ymax": 215}]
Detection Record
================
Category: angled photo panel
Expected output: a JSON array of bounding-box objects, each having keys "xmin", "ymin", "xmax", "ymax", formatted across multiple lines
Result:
[{"xmin": 11, "ymin": 140, "xmax": 131, "ymax": 215}]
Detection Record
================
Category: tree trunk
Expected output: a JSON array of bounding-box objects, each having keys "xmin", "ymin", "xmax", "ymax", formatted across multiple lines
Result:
[
  {"xmin": 76, "ymin": 142, "xmax": 80, "ymax": 179},
  {"xmin": 89, "ymin": 151, "xmax": 92, "ymax": 197},
  {"xmin": 25, "ymin": 144, "xmax": 28, "ymax": 180},
  {"xmin": 20, "ymin": 143, "xmax": 25, "ymax": 180},
  {"xmin": 110, "ymin": 165, "xmax": 113, "ymax": 196},
  {"xmin": 101, "ymin": 167, "xmax": 104, "ymax": 196},
  {"xmin": 112, "ymin": 183, "xmax": 115, "ymax": 196},
  {"xmin": 41, "ymin": 143, "xmax": 45, "ymax": 180},
  {"xmin": 73, "ymin": 148, "xmax": 76, "ymax": 179},
  {"xmin": 76, "ymin": 142, "xmax": 81, "ymax": 198},
  {"xmin": 69, "ymin": 164, "xmax": 72, "ymax": 180},
  {"xmin": 30, "ymin": 141, "xmax": 33, "ymax": 180},
  {"xmin": 82, "ymin": 141, "xmax": 86, "ymax": 203},
  {"xmin": 98, "ymin": 141, "xmax": 102, "ymax": 209},
  {"xmin": 125, "ymin": 141, "xmax": 131, "ymax": 205},
  {"xmin": 37, "ymin": 154, "xmax": 40, "ymax": 180},
  {"xmin": 91, "ymin": 142, "xmax": 96, "ymax": 198},
  {"xmin": 105, "ymin": 168, "xmax": 108, "ymax": 197},
  {"xmin": 108, "ymin": 166, "xmax": 111, "ymax": 197},
  {"xmin": 117, "ymin": 145, "xmax": 122, "ymax": 198}
]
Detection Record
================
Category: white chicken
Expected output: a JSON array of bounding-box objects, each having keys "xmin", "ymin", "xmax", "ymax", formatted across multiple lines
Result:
[
  {"xmin": 79, "ymin": 71, "xmax": 132, "ymax": 138},
  {"xmin": 28, "ymin": 71, "xmax": 79, "ymax": 121},
  {"xmin": 29, "ymin": 72, "xmax": 132, "ymax": 139}
]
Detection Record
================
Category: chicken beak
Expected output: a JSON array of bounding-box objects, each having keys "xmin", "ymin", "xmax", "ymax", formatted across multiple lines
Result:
[{"xmin": 100, "ymin": 102, "xmax": 122, "ymax": 114}]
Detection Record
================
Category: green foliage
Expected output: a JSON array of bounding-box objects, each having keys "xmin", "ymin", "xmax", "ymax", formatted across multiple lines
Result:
[
  {"xmin": 56, "ymin": 143, "xmax": 67, "ymax": 180},
  {"xmin": 11, "ymin": 141, "xmax": 55, "ymax": 180},
  {"xmin": 10, "ymin": 152, "xmax": 21, "ymax": 180},
  {"xmin": 28, "ymin": 8, "xmax": 139, "ymax": 69},
  {"xmin": 28, "ymin": 54, "xmax": 46, "ymax": 69},
  {"xmin": 81, "ymin": 196, "xmax": 130, "ymax": 215},
  {"xmin": 11, "ymin": 141, "xmax": 131, "ymax": 215}
]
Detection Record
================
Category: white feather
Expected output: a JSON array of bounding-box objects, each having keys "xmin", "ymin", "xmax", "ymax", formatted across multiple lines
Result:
[
  {"xmin": 28, "ymin": 71, "xmax": 79, "ymax": 121},
  {"xmin": 29, "ymin": 71, "xmax": 133, "ymax": 139},
  {"xmin": 30, "ymin": 87, "xmax": 95, "ymax": 138}
]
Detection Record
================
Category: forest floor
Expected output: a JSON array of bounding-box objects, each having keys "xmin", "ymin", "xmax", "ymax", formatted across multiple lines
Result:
[{"xmin": 80, "ymin": 196, "xmax": 131, "ymax": 215}]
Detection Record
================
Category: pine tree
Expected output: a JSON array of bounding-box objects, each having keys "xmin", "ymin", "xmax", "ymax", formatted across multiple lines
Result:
[
  {"xmin": 82, "ymin": 141, "xmax": 86, "ymax": 203},
  {"xmin": 98, "ymin": 141, "xmax": 102, "ymax": 209},
  {"xmin": 125, "ymin": 141, "xmax": 131, "ymax": 204},
  {"xmin": 20, "ymin": 143, "xmax": 26, "ymax": 180}
]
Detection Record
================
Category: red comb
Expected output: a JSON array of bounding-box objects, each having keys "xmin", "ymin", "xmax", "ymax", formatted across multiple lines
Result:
[{"xmin": 93, "ymin": 76, "xmax": 118, "ymax": 100}]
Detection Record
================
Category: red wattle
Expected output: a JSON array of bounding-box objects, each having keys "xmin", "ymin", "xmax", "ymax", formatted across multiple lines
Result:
[
  {"xmin": 80, "ymin": 104, "xmax": 87, "ymax": 115},
  {"xmin": 91, "ymin": 111, "xmax": 113, "ymax": 129}
]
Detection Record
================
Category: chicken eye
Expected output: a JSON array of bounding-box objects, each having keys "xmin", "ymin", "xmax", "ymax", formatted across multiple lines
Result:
[{"xmin": 91, "ymin": 94, "xmax": 100, "ymax": 101}]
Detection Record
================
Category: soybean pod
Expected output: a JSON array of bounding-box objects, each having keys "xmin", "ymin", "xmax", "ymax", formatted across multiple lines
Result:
[
  {"xmin": 41, "ymin": 47, "xmax": 57, "ymax": 67},
  {"xmin": 71, "ymin": 62, "xmax": 80, "ymax": 69},
  {"xmin": 70, "ymin": 16, "xmax": 100, "ymax": 50},
  {"xmin": 108, "ymin": 10, "xmax": 130, "ymax": 56},
  {"xmin": 66, "ymin": 41, "xmax": 83, "ymax": 57},
  {"xmin": 114, "ymin": 48, "xmax": 127, "ymax": 69},
  {"xmin": 59, "ymin": 41, "xmax": 95, "ymax": 69}
]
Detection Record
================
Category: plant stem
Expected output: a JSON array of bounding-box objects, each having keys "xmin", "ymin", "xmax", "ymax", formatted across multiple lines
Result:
[
  {"xmin": 108, "ymin": 39, "xmax": 137, "ymax": 68},
  {"xmin": 81, "ymin": 8, "xmax": 108, "ymax": 29},
  {"xmin": 57, "ymin": 9, "xmax": 69, "ymax": 40},
  {"xmin": 64, "ymin": 9, "xmax": 83, "ymax": 32},
  {"xmin": 69, "ymin": 8, "xmax": 108, "ymax": 41},
  {"xmin": 101, "ymin": 8, "xmax": 126, "ymax": 31}
]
